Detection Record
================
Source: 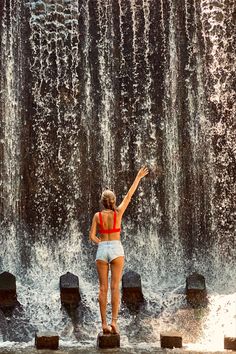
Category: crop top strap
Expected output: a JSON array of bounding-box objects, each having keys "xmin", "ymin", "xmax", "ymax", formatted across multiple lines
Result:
[
  {"xmin": 113, "ymin": 210, "xmax": 116, "ymax": 229},
  {"xmin": 99, "ymin": 212, "xmax": 103, "ymax": 229},
  {"xmin": 98, "ymin": 210, "xmax": 121, "ymax": 234}
]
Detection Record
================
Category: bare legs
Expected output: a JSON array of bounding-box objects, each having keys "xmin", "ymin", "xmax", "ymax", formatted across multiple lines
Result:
[
  {"xmin": 96, "ymin": 256, "xmax": 124, "ymax": 333},
  {"xmin": 110, "ymin": 256, "xmax": 124, "ymax": 333},
  {"xmin": 96, "ymin": 260, "xmax": 109, "ymax": 332}
]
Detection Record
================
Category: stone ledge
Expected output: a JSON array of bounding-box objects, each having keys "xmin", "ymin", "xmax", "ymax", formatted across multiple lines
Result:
[
  {"xmin": 224, "ymin": 336, "xmax": 236, "ymax": 351},
  {"xmin": 35, "ymin": 331, "xmax": 59, "ymax": 350},
  {"xmin": 97, "ymin": 331, "xmax": 120, "ymax": 349},
  {"xmin": 160, "ymin": 331, "xmax": 182, "ymax": 349}
]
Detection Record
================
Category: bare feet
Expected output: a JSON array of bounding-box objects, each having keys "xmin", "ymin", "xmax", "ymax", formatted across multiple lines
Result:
[
  {"xmin": 110, "ymin": 319, "xmax": 119, "ymax": 334},
  {"xmin": 102, "ymin": 324, "xmax": 111, "ymax": 334}
]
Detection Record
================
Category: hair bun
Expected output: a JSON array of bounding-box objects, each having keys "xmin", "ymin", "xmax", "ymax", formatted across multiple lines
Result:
[{"xmin": 100, "ymin": 189, "xmax": 116, "ymax": 210}]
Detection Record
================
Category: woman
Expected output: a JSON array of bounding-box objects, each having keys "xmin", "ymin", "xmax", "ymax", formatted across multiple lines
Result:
[{"xmin": 89, "ymin": 167, "xmax": 149, "ymax": 334}]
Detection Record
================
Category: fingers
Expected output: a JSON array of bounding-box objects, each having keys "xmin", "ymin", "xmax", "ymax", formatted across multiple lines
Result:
[
  {"xmin": 142, "ymin": 166, "xmax": 149, "ymax": 174},
  {"xmin": 138, "ymin": 166, "xmax": 149, "ymax": 177}
]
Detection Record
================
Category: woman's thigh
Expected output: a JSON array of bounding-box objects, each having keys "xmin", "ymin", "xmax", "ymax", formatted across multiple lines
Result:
[
  {"xmin": 110, "ymin": 256, "xmax": 125, "ymax": 287},
  {"xmin": 96, "ymin": 260, "xmax": 109, "ymax": 289}
]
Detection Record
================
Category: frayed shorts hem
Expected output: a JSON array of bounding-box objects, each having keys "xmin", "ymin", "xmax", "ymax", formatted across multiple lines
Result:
[
  {"xmin": 96, "ymin": 255, "xmax": 125, "ymax": 263},
  {"xmin": 95, "ymin": 240, "xmax": 124, "ymax": 264}
]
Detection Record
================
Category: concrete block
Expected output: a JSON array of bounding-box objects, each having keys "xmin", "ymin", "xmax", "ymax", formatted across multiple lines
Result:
[
  {"xmin": 0, "ymin": 272, "xmax": 17, "ymax": 308},
  {"xmin": 60, "ymin": 272, "xmax": 81, "ymax": 307},
  {"xmin": 97, "ymin": 331, "xmax": 120, "ymax": 349},
  {"xmin": 224, "ymin": 336, "xmax": 236, "ymax": 351},
  {"xmin": 35, "ymin": 331, "xmax": 59, "ymax": 350},
  {"xmin": 160, "ymin": 331, "xmax": 182, "ymax": 349},
  {"xmin": 122, "ymin": 270, "xmax": 144, "ymax": 306},
  {"xmin": 186, "ymin": 272, "xmax": 207, "ymax": 307}
]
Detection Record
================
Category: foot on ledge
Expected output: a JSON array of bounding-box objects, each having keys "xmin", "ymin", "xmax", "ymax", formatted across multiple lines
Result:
[
  {"xmin": 102, "ymin": 325, "xmax": 112, "ymax": 334},
  {"xmin": 110, "ymin": 319, "xmax": 119, "ymax": 334}
]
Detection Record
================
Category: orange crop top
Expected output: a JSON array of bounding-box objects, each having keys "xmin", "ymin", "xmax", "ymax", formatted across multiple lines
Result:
[{"xmin": 98, "ymin": 210, "xmax": 121, "ymax": 234}]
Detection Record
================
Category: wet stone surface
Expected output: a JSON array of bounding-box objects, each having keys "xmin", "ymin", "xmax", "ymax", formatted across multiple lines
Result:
[
  {"xmin": 0, "ymin": 272, "xmax": 17, "ymax": 308},
  {"xmin": 60, "ymin": 272, "xmax": 81, "ymax": 307},
  {"xmin": 224, "ymin": 336, "xmax": 236, "ymax": 350},
  {"xmin": 97, "ymin": 332, "xmax": 120, "ymax": 349},
  {"xmin": 160, "ymin": 331, "xmax": 182, "ymax": 349},
  {"xmin": 35, "ymin": 331, "xmax": 59, "ymax": 350},
  {"xmin": 186, "ymin": 273, "xmax": 207, "ymax": 308},
  {"xmin": 122, "ymin": 270, "xmax": 144, "ymax": 309}
]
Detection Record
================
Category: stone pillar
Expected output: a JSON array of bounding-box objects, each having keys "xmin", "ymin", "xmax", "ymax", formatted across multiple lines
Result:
[
  {"xmin": 35, "ymin": 332, "xmax": 59, "ymax": 350},
  {"xmin": 186, "ymin": 273, "xmax": 207, "ymax": 307},
  {"xmin": 60, "ymin": 272, "xmax": 81, "ymax": 307},
  {"xmin": 122, "ymin": 270, "xmax": 144, "ymax": 309},
  {"xmin": 97, "ymin": 332, "xmax": 120, "ymax": 349},
  {"xmin": 0, "ymin": 272, "xmax": 17, "ymax": 308},
  {"xmin": 160, "ymin": 331, "xmax": 182, "ymax": 349}
]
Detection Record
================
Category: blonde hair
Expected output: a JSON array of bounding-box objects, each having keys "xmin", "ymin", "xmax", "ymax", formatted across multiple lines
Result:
[{"xmin": 101, "ymin": 190, "xmax": 116, "ymax": 211}]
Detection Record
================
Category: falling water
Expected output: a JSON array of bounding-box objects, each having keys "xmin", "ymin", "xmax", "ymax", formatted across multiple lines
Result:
[
  {"xmin": 200, "ymin": 0, "xmax": 236, "ymax": 287},
  {"xmin": 0, "ymin": 0, "xmax": 21, "ymax": 224},
  {"xmin": 0, "ymin": 0, "xmax": 235, "ymax": 351}
]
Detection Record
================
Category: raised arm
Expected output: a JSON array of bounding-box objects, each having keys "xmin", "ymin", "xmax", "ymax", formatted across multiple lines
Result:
[{"xmin": 117, "ymin": 166, "xmax": 148, "ymax": 215}]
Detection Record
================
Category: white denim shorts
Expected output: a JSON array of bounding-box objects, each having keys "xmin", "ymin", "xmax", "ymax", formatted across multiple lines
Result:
[{"xmin": 96, "ymin": 240, "xmax": 125, "ymax": 263}]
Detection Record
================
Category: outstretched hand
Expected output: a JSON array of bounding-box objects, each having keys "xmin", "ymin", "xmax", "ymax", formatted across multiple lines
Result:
[{"xmin": 137, "ymin": 166, "xmax": 149, "ymax": 179}]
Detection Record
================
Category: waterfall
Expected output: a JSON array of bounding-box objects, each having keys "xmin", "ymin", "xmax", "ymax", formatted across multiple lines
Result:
[
  {"xmin": 0, "ymin": 0, "xmax": 235, "ymax": 349},
  {"xmin": 200, "ymin": 0, "xmax": 236, "ymax": 286},
  {"xmin": 0, "ymin": 0, "xmax": 21, "ymax": 225}
]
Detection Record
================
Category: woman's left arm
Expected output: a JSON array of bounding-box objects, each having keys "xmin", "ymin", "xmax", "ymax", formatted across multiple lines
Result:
[{"xmin": 89, "ymin": 213, "xmax": 101, "ymax": 244}]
